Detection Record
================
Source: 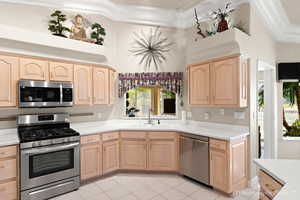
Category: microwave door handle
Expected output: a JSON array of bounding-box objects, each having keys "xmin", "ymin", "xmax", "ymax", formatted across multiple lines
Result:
[
  {"xmin": 60, "ymin": 84, "xmax": 63, "ymax": 104},
  {"xmin": 23, "ymin": 142, "xmax": 79, "ymax": 155}
]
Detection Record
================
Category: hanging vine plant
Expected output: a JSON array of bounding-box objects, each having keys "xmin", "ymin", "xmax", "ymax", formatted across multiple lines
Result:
[{"xmin": 130, "ymin": 27, "xmax": 173, "ymax": 72}]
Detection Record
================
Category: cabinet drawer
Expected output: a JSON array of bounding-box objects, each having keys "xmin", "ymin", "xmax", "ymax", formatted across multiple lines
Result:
[
  {"xmin": 102, "ymin": 132, "xmax": 119, "ymax": 141},
  {"xmin": 210, "ymin": 139, "xmax": 227, "ymax": 151},
  {"xmin": 0, "ymin": 159, "xmax": 17, "ymax": 181},
  {"xmin": 0, "ymin": 146, "xmax": 16, "ymax": 159},
  {"xmin": 148, "ymin": 132, "xmax": 177, "ymax": 140},
  {"xmin": 0, "ymin": 181, "xmax": 17, "ymax": 200},
  {"xmin": 121, "ymin": 131, "xmax": 146, "ymax": 140},
  {"xmin": 81, "ymin": 134, "xmax": 101, "ymax": 145},
  {"xmin": 259, "ymin": 170, "xmax": 283, "ymax": 198}
]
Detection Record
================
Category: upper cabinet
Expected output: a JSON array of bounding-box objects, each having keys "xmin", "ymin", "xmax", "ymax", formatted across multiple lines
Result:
[
  {"xmin": 20, "ymin": 58, "xmax": 48, "ymax": 81},
  {"xmin": 93, "ymin": 67, "xmax": 109, "ymax": 105},
  {"xmin": 49, "ymin": 61, "xmax": 73, "ymax": 82},
  {"xmin": 74, "ymin": 65, "xmax": 93, "ymax": 105},
  {"xmin": 109, "ymin": 70, "xmax": 117, "ymax": 105},
  {"xmin": 189, "ymin": 63, "xmax": 210, "ymax": 105},
  {"xmin": 188, "ymin": 55, "xmax": 248, "ymax": 107},
  {"xmin": 0, "ymin": 55, "xmax": 19, "ymax": 107}
]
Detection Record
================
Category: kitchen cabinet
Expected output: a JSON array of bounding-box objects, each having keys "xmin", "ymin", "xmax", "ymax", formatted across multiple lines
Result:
[
  {"xmin": 0, "ymin": 145, "xmax": 18, "ymax": 200},
  {"xmin": 20, "ymin": 58, "xmax": 48, "ymax": 81},
  {"xmin": 74, "ymin": 65, "xmax": 93, "ymax": 105},
  {"xmin": 121, "ymin": 140, "xmax": 147, "ymax": 170},
  {"xmin": 109, "ymin": 69, "xmax": 117, "ymax": 105},
  {"xmin": 49, "ymin": 61, "xmax": 73, "ymax": 82},
  {"xmin": 189, "ymin": 63, "xmax": 210, "ymax": 105},
  {"xmin": 102, "ymin": 132, "xmax": 120, "ymax": 174},
  {"xmin": 80, "ymin": 135, "xmax": 102, "ymax": 181},
  {"xmin": 209, "ymin": 137, "xmax": 248, "ymax": 194},
  {"xmin": 148, "ymin": 132, "xmax": 178, "ymax": 171},
  {"xmin": 0, "ymin": 55, "xmax": 19, "ymax": 107},
  {"xmin": 93, "ymin": 67, "xmax": 109, "ymax": 105},
  {"xmin": 188, "ymin": 55, "xmax": 248, "ymax": 107}
]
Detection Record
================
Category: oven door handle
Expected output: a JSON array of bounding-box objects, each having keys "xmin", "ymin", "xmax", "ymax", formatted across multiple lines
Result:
[{"xmin": 23, "ymin": 142, "xmax": 79, "ymax": 155}]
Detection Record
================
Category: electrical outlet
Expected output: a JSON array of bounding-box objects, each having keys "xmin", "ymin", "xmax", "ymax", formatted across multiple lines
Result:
[
  {"xmin": 220, "ymin": 109, "xmax": 225, "ymax": 115},
  {"xmin": 97, "ymin": 113, "xmax": 102, "ymax": 119},
  {"xmin": 234, "ymin": 112, "xmax": 245, "ymax": 120},
  {"xmin": 204, "ymin": 112, "xmax": 210, "ymax": 120}
]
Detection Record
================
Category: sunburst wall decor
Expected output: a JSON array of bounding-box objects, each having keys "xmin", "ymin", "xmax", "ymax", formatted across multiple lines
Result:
[{"xmin": 130, "ymin": 27, "xmax": 173, "ymax": 72}]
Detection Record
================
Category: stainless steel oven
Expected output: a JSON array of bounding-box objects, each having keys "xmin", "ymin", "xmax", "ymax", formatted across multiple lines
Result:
[
  {"xmin": 20, "ymin": 142, "xmax": 80, "ymax": 200},
  {"xmin": 19, "ymin": 80, "xmax": 73, "ymax": 108}
]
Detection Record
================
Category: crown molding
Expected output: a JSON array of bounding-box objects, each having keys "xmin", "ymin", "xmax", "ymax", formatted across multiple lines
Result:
[
  {"xmin": 253, "ymin": 0, "xmax": 300, "ymax": 43},
  {"xmin": 0, "ymin": 0, "xmax": 247, "ymax": 29}
]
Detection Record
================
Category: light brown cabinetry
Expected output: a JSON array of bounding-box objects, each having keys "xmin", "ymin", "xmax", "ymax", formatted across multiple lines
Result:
[
  {"xmin": 148, "ymin": 132, "xmax": 178, "ymax": 171},
  {"xmin": 0, "ymin": 55, "xmax": 19, "ymax": 107},
  {"xmin": 74, "ymin": 65, "xmax": 93, "ymax": 105},
  {"xmin": 121, "ymin": 140, "xmax": 147, "ymax": 170},
  {"xmin": 189, "ymin": 63, "xmax": 210, "ymax": 105},
  {"xmin": 102, "ymin": 132, "xmax": 119, "ymax": 174},
  {"xmin": 49, "ymin": 61, "xmax": 73, "ymax": 82},
  {"xmin": 80, "ymin": 134, "xmax": 102, "ymax": 181},
  {"xmin": 20, "ymin": 58, "xmax": 48, "ymax": 81},
  {"xmin": 109, "ymin": 69, "xmax": 117, "ymax": 105},
  {"xmin": 258, "ymin": 170, "xmax": 283, "ymax": 199},
  {"xmin": 0, "ymin": 145, "xmax": 18, "ymax": 200},
  {"xmin": 188, "ymin": 55, "xmax": 248, "ymax": 107},
  {"xmin": 93, "ymin": 67, "xmax": 109, "ymax": 105},
  {"xmin": 209, "ymin": 137, "xmax": 248, "ymax": 194}
]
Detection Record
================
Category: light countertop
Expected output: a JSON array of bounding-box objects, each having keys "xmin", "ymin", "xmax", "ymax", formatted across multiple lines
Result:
[
  {"xmin": 71, "ymin": 120, "xmax": 249, "ymax": 140},
  {"xmin": 0, "ymin": 120, "xmax": 249, "ymax": 147},
  {"xmin": 254, "ymin": 159, "xmax": 300, "ymax": 200}
]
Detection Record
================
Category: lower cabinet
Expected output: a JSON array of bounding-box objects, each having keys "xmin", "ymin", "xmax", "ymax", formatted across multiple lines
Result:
[
  {"xmin": 0, "ymin": 145, "xmax": 18, "ymax": 200},
  {"xmin": 121, "ymin": 140, "xmax": 147, "ymax": 170},
  {"xmin": 258, "ymin": 170, "xmax": 283, "ymax": 199},
  {"xmin": 209, "ymin": 137, "xmax": 248, "ymax": 194},
  {"xmin": 80, "ymin": 135, "xmax": 102, "ymax": 181},
  {"xmin": 148, "ymin": 140, "xmax": 177, "ymax": 171},
  {"xmin": 103, "ymin": 139, "xmax": 119, "ymax": 174}
]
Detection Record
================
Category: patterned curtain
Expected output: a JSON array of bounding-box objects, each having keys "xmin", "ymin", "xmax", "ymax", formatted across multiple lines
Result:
[{"xmin": 118, "ymin": 72, "xmax": 184, "ymax": 98}]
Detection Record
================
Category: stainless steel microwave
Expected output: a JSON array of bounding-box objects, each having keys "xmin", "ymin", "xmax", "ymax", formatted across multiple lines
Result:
[{"xmin": 18, "ymin": 80, "xmax": 73, "ymax": 108}]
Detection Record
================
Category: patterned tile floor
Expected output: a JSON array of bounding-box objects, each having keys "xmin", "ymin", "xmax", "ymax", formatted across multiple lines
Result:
[{"xmin": 52, "ymin": 173, "xmax": 259, "ymax": 200}]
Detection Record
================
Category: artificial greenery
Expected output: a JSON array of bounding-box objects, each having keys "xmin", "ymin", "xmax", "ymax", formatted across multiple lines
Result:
[
  {"xmin": 90, "ymin": 23, "xmax": 106, "ymax": 45},
  {"xmin": 48, "ymin": 10, "xmax": 71, "ymax": 37}
]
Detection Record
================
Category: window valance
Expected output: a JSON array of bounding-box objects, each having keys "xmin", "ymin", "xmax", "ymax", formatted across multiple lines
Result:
[{"xmin": 118, "ymin": 72, "xmax": 184, "ymax": 98}]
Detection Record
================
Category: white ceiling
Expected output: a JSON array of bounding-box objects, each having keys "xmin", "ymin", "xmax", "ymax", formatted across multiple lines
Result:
[
  {"xmin": 110, "ymin": 0, "xmax": 204, "ymax": 10},
  {"xmin": 280, "ymin": 0, "xmax": 300, "ymax": 25}
]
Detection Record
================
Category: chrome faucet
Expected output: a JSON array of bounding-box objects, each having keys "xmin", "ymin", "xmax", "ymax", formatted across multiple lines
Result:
[{"xmin": 146, "ymin": 108, "xmax": 153, "ymax": 125}]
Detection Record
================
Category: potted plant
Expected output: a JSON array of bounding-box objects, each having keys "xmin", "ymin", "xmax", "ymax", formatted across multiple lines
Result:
[
  {"xmin": 48, "ymin": 10, "xmax": 71, "ymax": 38},
  {"xmin": 90, "ymin": 23, "xmax": 106, "ymax": 45},
  {"xmin": 211, "ymin": 2, "xmax": 234, "ymax": 33}
]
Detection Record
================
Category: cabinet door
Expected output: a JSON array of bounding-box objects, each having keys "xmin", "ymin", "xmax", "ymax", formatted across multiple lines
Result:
[
  {"xmin": 189, "ymin": 64, "xmax": 210, "ymax": 105},
  {"xmin": 103, "ymin": 140, "xmax": 119, "ymax": 174},
  {"xmin": 20, "ymin": 58, "xmax": 48, "ymax": 80},
  {"xmin": 0, "ymin": 56, "xmax": 18, "ymax": 107},
  {"xmin": 121, "ymin": 140, "xmax": 147, "ymax": 170},
  {"xmin": 210, "ymin": 149, "xmax": 228, "ymax": 192},
  {"xmin": 81, "ymin": 143, "xmax": 102, "ymax": 180},
  {"xmin": 74, "ymin": 65, "xmax": 92, "ymax": 105},
  {"xmin": 148, "ymin": 140, "xmax": 176, "ymax": 171},
  {"xmin": 109, "ymin": 70, "xmax": 116, "ymax": 105},
  {"xmin": 49, "ymin": 62, "xmax": 73, "ymax": 82},
  {"xmin": 211, "ymin": 58, "xmax": 238, "ymax": 105},
  {"xmin": 93, "ymin": 67, "xmax": 109, "ymax": 105}
]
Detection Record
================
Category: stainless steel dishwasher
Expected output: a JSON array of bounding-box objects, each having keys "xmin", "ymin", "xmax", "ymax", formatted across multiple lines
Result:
[{"xmin": 180, "ymin": 133, "xmax": 209, "ymax": 185}]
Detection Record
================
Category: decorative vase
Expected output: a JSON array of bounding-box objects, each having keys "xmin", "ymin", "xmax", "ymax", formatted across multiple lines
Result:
[{"xmin": 217, "ymin": 16, "xmax": 229, "ymax": 32}]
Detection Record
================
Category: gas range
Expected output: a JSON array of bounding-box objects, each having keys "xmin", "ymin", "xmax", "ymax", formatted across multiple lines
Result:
[
  {"xmin": 18, "ymin": 113, "xmax": 80, "ymax": 149},
  {"xmin": 17, "ymin": 113, "xmax": 80, "ymax": 200}
]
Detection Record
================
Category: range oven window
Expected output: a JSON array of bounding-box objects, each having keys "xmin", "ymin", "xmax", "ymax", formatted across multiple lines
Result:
[
  {"xmin": 20, "ymin": 87, "xmax": 60, "ymax": 102},
  {"xmin": 29, "ymin": 149, "xmax": 74, "ymax": 178}
]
